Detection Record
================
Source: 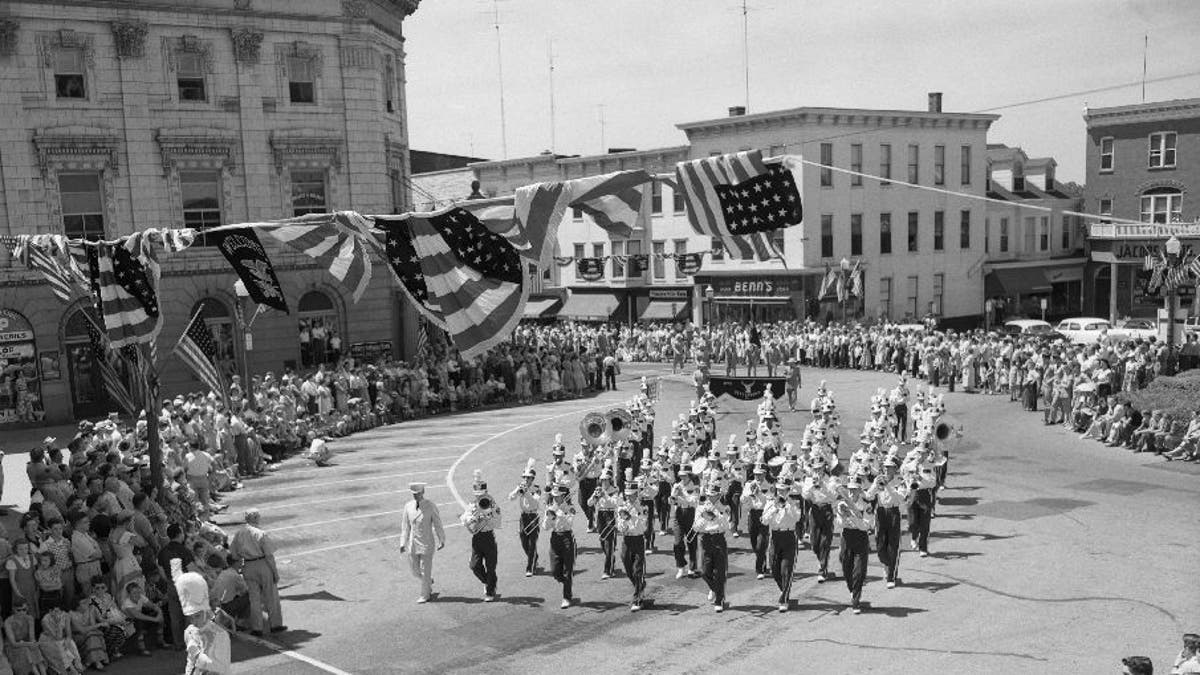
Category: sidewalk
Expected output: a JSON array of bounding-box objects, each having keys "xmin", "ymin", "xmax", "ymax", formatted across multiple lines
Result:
[{"xmin": 0, "ymin": 422, "xmax": 78, "ymax": 514}]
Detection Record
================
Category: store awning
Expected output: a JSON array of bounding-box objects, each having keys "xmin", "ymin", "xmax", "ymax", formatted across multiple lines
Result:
[
  {"xmin": 639, "ymin": 299, "xmax": 688, "ymax": 321},
  {"xmin": 985, "ymin": 268, "xmax": 1053, "ymax": 297},
  {"xmin": 559, "ymin": 292, "xmax": 619, "ymax": 321},
  {"xmin": 522, "ymin": 297, "xmax": 561, "ymax": 319}
]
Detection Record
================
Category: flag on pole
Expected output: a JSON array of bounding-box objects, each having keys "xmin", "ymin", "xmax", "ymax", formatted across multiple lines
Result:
[
  {"xmin": 415, "ymin": 319, "xmax": 429, "ymax": 360},
  {"xmin": 674, "ymin": 150, "xmax": 803, "ymax": 260},
  {"xmin": 836, "ymin": 269, "xmax": 847, "ymax": 303},
  {"xmin": 83, "ymin": 313, "xmax": 139, "ymax": 416},
  {"xmin": 818, "ymin": 264, "xmax": 833, "ymax": 299},
  {"xmin": 254, "ymin": 212, "xmax": 376, "ymax": 303},
  {"xmin": 850, "ymin": 261, "xmax": 863, "ymax": 298},
  {"xmin": 173, "ymin": 309, "xmax": 228, "ymax": 404}
]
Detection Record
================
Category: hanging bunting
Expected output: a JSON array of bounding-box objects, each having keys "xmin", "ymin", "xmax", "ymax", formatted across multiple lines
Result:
[
  {"xmin": 253, "ymin": 211, "xmax": 376, "ymax": 303},
  {"xmin": 576, "ymin": 257, "xmax": 605, "ymax": 281},
  {"xmin": 628, "ymin": 254, "xmax": 650, "ymax": 275},
  {"xmin": 553, "ymin": 256, "xmax": 576, "ymax": 267},
  {"xmin": 209, "ymin": 227, "xmax": 289, "ymax": 313},
  {"xmin": 676, "ymin": 252, "xmax": 704, "ymax": 276}
]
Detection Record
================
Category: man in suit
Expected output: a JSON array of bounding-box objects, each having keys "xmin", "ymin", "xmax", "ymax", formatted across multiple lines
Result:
[{"xmin": 399, "ymin": 482, "xmax": 445, "ymax": 603}]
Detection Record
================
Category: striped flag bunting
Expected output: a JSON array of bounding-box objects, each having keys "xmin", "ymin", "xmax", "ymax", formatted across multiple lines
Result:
[
  {"xmin": 674, "ymin": 150, "xmax": 803, "ymax": 260},
  {"xmin": 83, "ymin": 312, "xmax": 139, "ymax": 416},
  {"xmin": 566, "ymin": 169, "xmax": 653, "ymax": 238},
  {"xmin": 253, "ymin": 212, "xmax": 376, "ymax": 303},
  {"xmin": 173, "ymin": 308, "xmax": 228, "ymax": 405},
  {"xmin": 415, "ymin": 318, "xmax": 429, "ymax": 360},
  {"xmin": 818, "ymin": 264, "xmax": 834, "ymax": 299},
  {"xmin": 4, "ymin": 234, "xmax": 82, "ymax": 303},
  {"xmin": 850, "ymin": 261, "xmax": 864, "ymax": 298}
]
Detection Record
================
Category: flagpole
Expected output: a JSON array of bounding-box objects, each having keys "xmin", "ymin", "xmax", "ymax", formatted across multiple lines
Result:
[{"xmin": 141, "ymin": 339, "xmax": 164, "ymax": 500}]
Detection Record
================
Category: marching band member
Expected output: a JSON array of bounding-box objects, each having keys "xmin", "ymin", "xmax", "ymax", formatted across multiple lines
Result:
[
  {"xmin": 762, "ymin": 477, "xmax": 803, "ymax": 612},
  {"xmin": 460, "ymin": 470, "xmax": 501, "ymax": 602},
  {"xmin": 508, "ymin": 459, "xmax": 543, "ymax": 577},
  {"xmin": 616, "ymin": 470, "xmax": 648, "ymax": 612},
  {"xmin": 722, "ymin": 435, "xmax": 745, "ymax": 538},
  {"xmin": 904, "ymin": 443, "xmax": 943, "ymax": 557},
  {"xmin": 588, "ymin": 460, "xmax": 621, "ymax": 579},
  {"xmin": 653, "ymin": 444, "xmax": 675, "ymax": 535},
  {"xmin": 692, "ymin": 480, "xmax": 731, "ymax": 612},
  {"xmin": 890, "ymin": 377, "xmax": 910, "ymax": 443},
  {"xmin": 575, "ymin": 441, "xmax": 602, "ymax": 532},
  {"xmin": 542, "ymin": 482, "xmax": 577, "ymax": 608},
  {"xmin": 740, "ymin": 460, "xmax": 771, "ymax": 579},
  {"xmin": 547, "ymin": 437, "xmax": 576, "ymax": 492},
  {"xmin": 865, "ymin": 456, "xmax": 912, "ymax": 587},
  {"xmin": 835, "ymin": 474, "xmax": 873, "ymax": 614},
  {"xmin": 637, "ymin": 451, "xmax": 659, "ymax": 552},
  {"xmin": 801, "ymin": 458, "xmax": 838, "ymax": 582},
  {"xmin": 670, "ymin": 462, "xmax": 701, "ymax": 579}
]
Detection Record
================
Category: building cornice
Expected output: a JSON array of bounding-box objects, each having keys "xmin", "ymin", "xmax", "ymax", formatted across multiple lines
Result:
[
  {"xmin": 676, "ymin": 106, "xmax": 999, "ymax": 135},
  {"xmin": 1084, "ymin": 97, "xmax": 1200, "ymax": 128}
]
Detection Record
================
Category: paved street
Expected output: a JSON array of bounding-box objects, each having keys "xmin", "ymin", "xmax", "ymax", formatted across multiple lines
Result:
[{"xmin": 106, "ymin": 363, "xmax": 1197, "ymax": 674}]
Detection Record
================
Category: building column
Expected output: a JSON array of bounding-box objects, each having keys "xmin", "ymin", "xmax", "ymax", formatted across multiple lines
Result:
[{"xmin": 1108, "ymin": 262, "xmax": 1118, "ymax": 323}]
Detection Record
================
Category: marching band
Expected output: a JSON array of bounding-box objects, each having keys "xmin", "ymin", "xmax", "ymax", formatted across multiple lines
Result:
[{"xmin": 430, "ymin": 374, "xmax": 961, "ymax": 614}]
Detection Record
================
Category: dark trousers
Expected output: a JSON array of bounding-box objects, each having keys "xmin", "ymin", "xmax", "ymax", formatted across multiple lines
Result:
[
  {"xmin": 621, "ymin": 536, "xmax": 646, "ymax": 605},
  {"xmin": 673, "ymin": 507, "xmax": 698, "ymax": 570},
  {"xmin": 604, "ymin": 367, "xmax": 617, "ymax": 390},
  {"xmin": 808, "ymin": 503, "xmax": 834, "ymax": 575},
  {"xmin": 518, "ymin": 513, "xmax": 540, "ymax": 573},
  {"xmin": 748, "ymin": 509, "xmax": 767, "ymax": 574},
  {"xmin": 640, "ymin": 500, "xmax": 656, "ymax": 549},
  {"xmin": 839, "ymin": 528, "xmax": 870, "ymax": 608},
  {"xmin": 578, "ymin": 478, "xmax": 597, "ymax": 529},
  {"xmin": 908, "ymin": 489, "xmax": 934, "ymax": 553},
  {"xmin": 893, "ymin": 404, "xmax": 908, "ymax": 442},
  {"xmin": 875, "ymin": 506, "xmax": 902, "ymax": 582},
  {"xmin": 549, "ymin": 532, "xmax": 575, "ymax": 600},
  {"xmin": 596, "ymin": 510, "xmax": 617, "ymax": 575},
  {"xmin": 770, "ymin": 529, "xmax": 797, "ymax": 604},
  {"xmin": 469, "ymin": 531, "xmax": 498, "ymax": 595},
  {"xmin": 724, "ymin": 481, "xmax": 742, "ymax": 532},
  {"xmin": 655, "ymin": 483, "xmax": 671, "ymax": 531},
  {"xmin": 699, "ymin": 533, "xmax": 727, "ymax": 605}
]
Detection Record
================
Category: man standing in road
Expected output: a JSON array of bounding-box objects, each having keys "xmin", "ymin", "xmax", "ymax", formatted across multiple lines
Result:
[
  {"xmin": 399, "ymin": 482, "xmax": 445, "ymax": 603},
  {"xmin": 230, "ymin": 508, "xmax": 286, "ymax": 636},
  {"xmin": 785, "ymin": 359, "xmax": 802, "ymax": 412}
]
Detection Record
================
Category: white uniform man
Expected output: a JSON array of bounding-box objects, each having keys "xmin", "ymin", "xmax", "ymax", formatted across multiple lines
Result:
[{"xmin": 399, "ymin": 482, "xmax": 445, "ymax": 603}]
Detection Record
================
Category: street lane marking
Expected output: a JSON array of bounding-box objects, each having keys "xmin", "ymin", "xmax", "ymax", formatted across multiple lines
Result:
[
  {"xmin": 284, "ymin": 523, "xmax": 463, "ymax": 558},
  {"xmin": 250, "ymin": 485, "xmax": 447, "ymax": 511},
  {"xmin": 266, "ymin": 502, "xmax": 458, "ymax": 533},
  {"xmin": 244, "ymin": 468, "xmax": 446, "ymax": 494},
  {"xmin": 257, "ymin": 453, "xmax": 463, "ymax": 480},
  {"xmin": 235, "ymin": 632, "xmax": 356, "ymax": 675}
]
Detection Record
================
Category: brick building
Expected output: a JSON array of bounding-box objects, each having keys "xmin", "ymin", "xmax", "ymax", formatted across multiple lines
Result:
[{"xmin": 0, "ymin": 0, "xmax": 420, "ymax": 427}]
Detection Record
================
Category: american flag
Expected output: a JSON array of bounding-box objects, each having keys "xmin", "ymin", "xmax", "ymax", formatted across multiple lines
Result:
[
  {"xmin": 567, "ymin": 169, "xmax": 652, "ymax": 238},
  {"xmin": 5, "ymin": 235, "xmax": 82, "ymax": 303},
  {"xmin": 675, "ymin": 150, "xmax": 803, "ymax": 260},
  {"xmin": 173, "ymin": 309, "xmax": 228, "ymax": 404},
  {"xmin": 83, "ymin": 312, "xmax": 139, "ymax": 416},
  {"xmin": 415, "ymin": 318, "xmax": 429, "ymax": 360},
  {"xmin": 254, "ymin": 212, "xmax": 376, "ymax": 303}
]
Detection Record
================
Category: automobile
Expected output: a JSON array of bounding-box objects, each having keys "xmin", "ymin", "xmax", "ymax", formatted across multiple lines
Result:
[
  {"xmin": 1000, "ymin": 319, "xmax": 1067, "ymax": 343},
  {"xmin": 1054, "ymin": 317, "xmax": 1113, "ymax": 344},
  {"xmin": 1111, "ymin": 318, "xmax": 1158, "ymax": 341},
  {"xmin": 1186, "ymin": 316, "xmax": 1200, "ymax": 335}
]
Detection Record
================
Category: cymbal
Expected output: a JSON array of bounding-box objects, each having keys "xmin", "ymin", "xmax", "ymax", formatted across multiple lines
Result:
[{"xmin": 767, "ymin": 455, "xmax": 787, "ymax": 467}]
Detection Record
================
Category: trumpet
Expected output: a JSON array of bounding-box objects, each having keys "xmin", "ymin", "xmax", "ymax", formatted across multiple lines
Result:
[{"xmin": 618, "ymin": 505, "xmax": 633, "ymax": 520}]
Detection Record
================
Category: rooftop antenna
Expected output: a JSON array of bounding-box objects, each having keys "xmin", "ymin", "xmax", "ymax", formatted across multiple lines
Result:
[
  {"xmin": 742, "ymin": 0, "xmax": 750, "ymax": 110},
  {"xmin": 491, "ymin": 0, "xmax": 508, "ymax": 158},
  {"xmin": 548, "ymin": 37, "xmax": 557, "ymax": 154},
  {"xmin": 1141, "ymin": 33, "xmax": 1148, "ymax": 102}
]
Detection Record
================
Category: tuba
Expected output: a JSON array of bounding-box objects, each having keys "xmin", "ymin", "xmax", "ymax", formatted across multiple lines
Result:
[
  {"xmin": 580, "ymin": 412, "xmax": 609, "ymax": 446},
  {"xmin": 608, "ymin": 407, "xmax": 634, "ymax": 443},
  {"xmin": 933, "ymin": 414, "xmax": 963, "ymax": 451}
]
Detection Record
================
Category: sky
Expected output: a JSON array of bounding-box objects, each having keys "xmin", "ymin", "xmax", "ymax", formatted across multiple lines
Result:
[{"xmin": 403, "ymin": 0, "xmax": 1200, "ymax": 184}]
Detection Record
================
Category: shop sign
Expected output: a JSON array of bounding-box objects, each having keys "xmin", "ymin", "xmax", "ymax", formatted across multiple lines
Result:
[
  {"xmin": 1101, "ymin": 239, "xmax": 1200, "ymax": 262},
  {"xmin": 649, "ymin": 289, "xmax": 690, "ymax": 299},
  {"xmin": 0, "ymin": 308, "xmax": 44, "ymax": 424},
  {"xmin": 709, "ymin": 277, "xmax": 802, "ymax": 297}
]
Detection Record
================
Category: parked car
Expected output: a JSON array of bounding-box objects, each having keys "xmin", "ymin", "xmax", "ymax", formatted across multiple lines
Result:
[
  {"xmin": 1185, "ymin": 316, "xmax": 1200, "ymax": 335},
  {"xmin": 1000, "ymin": 319, "xmax": 1067, "ymax": 343},
  {"xmin": 1111, "ymin": 318, "xmax": 1158, "ymax": 341},
  {"xmin": 1054, "ymin": 317, "xmax": 1113, "ymax": 344}
]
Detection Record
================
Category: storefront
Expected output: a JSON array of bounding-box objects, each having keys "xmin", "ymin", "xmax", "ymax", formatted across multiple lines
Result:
[
  {"xmin": 984, "ymin": 258, "xmax": 1086, "ymax": 321},
  {"xmin": 559, "ymin": 289, "xmax": 624, "ymax": 322},
  {"xmin": 694, "ymin": 273, "xmax": 814, "ymax": 325},
  {"xmin": 0, "ymin": 308, "xmax": 46, "ymax": 425},
  {"xmin": 633, "ymin": 288, "xmax": 693, "ymax": 323},
  {"xmin": 1088, "ymin": 238, "xmax": 1200, "ymax": 320}
]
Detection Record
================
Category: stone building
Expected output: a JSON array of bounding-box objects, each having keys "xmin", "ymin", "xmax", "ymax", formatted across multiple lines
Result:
[{"xmin": 0, "ymin": 0, "xmax": 419, "ymax": 427}]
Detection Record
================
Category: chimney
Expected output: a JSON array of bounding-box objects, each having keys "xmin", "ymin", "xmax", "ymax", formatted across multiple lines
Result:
[
  {"xmin": 728, "ymin": 105, "xmax": 746, "ymax": 117},
  {"xmin": 928, "ymin": 92, "xmax": 943, "ymax": 113}
]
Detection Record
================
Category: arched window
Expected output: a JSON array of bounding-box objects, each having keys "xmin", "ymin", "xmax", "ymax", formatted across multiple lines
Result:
[
  {"xmin": 192, "ymin": 298, "xmax": 237, "ymax": 380},
  {"xmin": 1140, "ymin": 187, "xmax": 1182, "ymax": 223},
  {"xmin": 298, "ymin": 290, "xmax": 341, "ymax": 367}
]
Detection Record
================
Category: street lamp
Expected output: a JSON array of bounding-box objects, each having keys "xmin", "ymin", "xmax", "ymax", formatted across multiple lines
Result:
[
  {"xmin": 1164, "ymin": 235, "xmax": 1183, "ymax": 374},
  {"xmin": 839, "ymin": 258, "xmax": 850, "ymax": 323},
  {"xmin": 704, "ymin": 284, "xmax": 715, "ymax": 327}
]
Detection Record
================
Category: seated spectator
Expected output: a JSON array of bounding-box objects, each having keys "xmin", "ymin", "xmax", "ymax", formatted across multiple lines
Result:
[{"xmin": 120, "ymin": 581, "xmax": 162, "ymax": 655}]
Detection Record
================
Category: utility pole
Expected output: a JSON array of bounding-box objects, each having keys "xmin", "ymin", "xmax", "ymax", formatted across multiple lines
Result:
[
  {"xmin": 492, "ymin": 0, "xmax": 508, "ymax": 158},
  {"xmin": 1141, "ymin": 33, "xmax": 1148, "ymax": 102},
  {"xmin": 597, "ymin": 104, "xmax": 606, "ymax": 154},
  {"xmin": 742, "ymin": 0, "xmax": 750, "ymax": 110},
  {"xmin": 548, "ymin": 38, "xmax": 556, "ymax": 154}
]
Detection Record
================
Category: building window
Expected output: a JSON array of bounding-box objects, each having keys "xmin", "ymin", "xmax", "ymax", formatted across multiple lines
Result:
[
  {"xmin": 906, "ymin": 275, "xmax": 918, "ymax": 319},
  {"xmin": 652, "ymin": 241, "xmax": 665, "ymax": 279},
  {"xmin": 181, "ymin": 171, "xmax": 222, "ymax": 245},
  {"xmin": 298, "ymin": 291, "xmax": 340, "ymax": 368},
  {"xmin": 960, "ymin": 210, "xmax": 971, "ymax": 249},
  {"xmin": 768, "ymin": 144, "xmax": 786, "ymax": 157},
  {"xmin": 879, "ymin": 277, "xmax": 892, "ymax": 320},
  {"xmin": 1013, "ymin": 172, "xmax": 1025, "ymax": 193},
  {"xmin": 907, "ymin": 144, "xmax": 919, "ymax": 184},
  {"xmin": 650, "ymin": 181, "xmax": 662, "ymax": 214},
  {"xmin": 1099, "ymin": 137, "xmax": 1114, "ymax": 172},
  {"xmin": 572, "ymin": 206, "xmax": 583, "ymax": 220},
  {"xmin": 288, "ymin": 56, "xmax": 316, "ymax": 104},
  {"xmin": 933, "ymin": 211, "xmax": 944, "ymax": 251},
  {"xmin": 933, "ymin": 145, "xmax": 945, "ymax": 186},
  {"xmin": 60, "ymin": 173, "xmax": 105, "ymax": 240},
  {"xmin": 672, "ymin": 185, "xmax": 685, "ymax": 213},
  {"xmin": 626, "ymin": 239, "xmax": 642, "ymax": 278},
  {"xmin": 291, "ymin": 170, "xmax": 327, "ymax": 216},
  {"xmin": 1023, "ymin": 216, "xmax": 1036, "ymax": 252},
  {"xmin": 932, "ymin": 273, "xmax": 944, "ymax": 315},
  {"xmin": 709, "ymin": 236, "xmax": 724, "ymax": 261},
  {"xmin": 592, "ymin": 243, "xmax": 605, "ymax": 272},
  {"xmin": 879, "ymin": 213, "xmax": 892, "ymax": 254},
  {"xmin": 960, "ymin": 145, "xmax": 971, "ymax": 185},
  {"xmin": 850, "ymin": 144, "xmax": 862, "ymax": 186},
  {"xmin": 194, "ymin": 299, "xmax": 238, "ymax": 380},
  {"xmin": 611, "ymin": 240, "xmax": 625, "ymax": 277},
  {"xmin": 999, "ymin": 217, "xmax": 1009, "ymax": 253},
  {"xmin": 1039, "ymin": 216, "xmax": 1049, "ymax": 251},
  {"xmin": 573, "ymin": 243, "xmax": 584, "ymax": 262},
  {"xmin": 176, "ymin": 51, "xmax": 207, "ymax": 101},
  {"xmin": 820, "ymin": 214, "xmax": 833, "ymax": 257},
  {"xmin": 850, "ymin": 213, "xmax": 862, "ymax": 256},
  {"xmin": 383, "ymin": 59, "xmax": 396, "ymax": 113},
  {"xmin": 1099, "ymin": 199, "xmax": 1113, "ymax": 224},
  {"xmin": 674, "ymin": 240, "xmax": 688, "ymax": 279},
  {"xmin": 820, "ymin": 143, "xmax": 833, "ymax": 187},
  {"xmin": 907, "ymin": 211, "xmax": 919, "ymax": 252},
  {"xmin": 54, "ymin": 49, "xmax": 87, "ymax": 99},
  {"xmin": 880, "ymin": 144, "xmax": 892, "ymax": 186},
  {"xmin": 1148, "ymin": 132, "xmax": 1177, "ymax": 169},
  {"xmin": 1140, "ymin": 188, "xmax": 1182, "ymax": 223},
  {"xmin": 1061, "ymin": 215, "xmax": 1071, "ymax": 250}
]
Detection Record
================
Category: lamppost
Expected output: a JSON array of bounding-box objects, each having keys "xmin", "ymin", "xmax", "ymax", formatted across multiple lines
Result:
[
  {"xmin": 839, "ymin": 257, "xmax": 850, "ymax": 323},
  {"xmin": 704, "ymin": 284, "xmax": 715, "ymax": 327},
  {"xmin": 1163, "ymin": 234, "xmax": 1184, "ymax": 375}
]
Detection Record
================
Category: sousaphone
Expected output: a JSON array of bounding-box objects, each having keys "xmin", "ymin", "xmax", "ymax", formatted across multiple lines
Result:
[
  {"xmin": 608, "ymin": 407, "xmax": 634, "ymax": 443},
  {"xmin": 580, "ymin": 412, "xmax": 609, "ymax": 446}
]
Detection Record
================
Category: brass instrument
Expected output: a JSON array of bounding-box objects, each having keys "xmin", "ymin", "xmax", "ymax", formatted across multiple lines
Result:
[
  {"xmin": 933, "ymin": 414, "xmax": 963, "ymax": 451},
  {"xmin": 608, "ymin": 407, "xmax": 634, "ymax": 443},
  {"xmin": 580, "ymin": 412, "xmax": 608, "ymax": 446},
  {"xmin": 477, "ymin": 495, "xmax": 494, "ymax": 510}
]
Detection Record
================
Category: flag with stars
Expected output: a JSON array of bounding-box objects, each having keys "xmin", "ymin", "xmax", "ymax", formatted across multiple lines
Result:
[
  {"xmin": 675, "ymin": 150, "xmax": 803, "ymax": 260},
  {"xmin": 375, "ymin": 206, "xmax": 527, "ymax": 359},
  {"xmin": 83, "ymin": 311, "xmax": 139, "ymax": 416},
  {"xmin": 174, "ymin": 308, "xmax": 228, "ymax": 405},
  {"xmin": 72, "ymin": 238, "xmax": 161, "ymax": 349}
]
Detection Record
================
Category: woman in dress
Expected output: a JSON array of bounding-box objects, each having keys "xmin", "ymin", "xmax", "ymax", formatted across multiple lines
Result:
[
  {"xmin": 106, "ymin": 514, "xmax": 145, "ymax": 606},
  {"xmin": 85, "ymin": 578, "xmax": 129, "ymax": 662},
  {"xmin": 38, "ymin": 603, "xmax": 82, "ymax": 675},
  {"xmin": 69, "ymin": 596, "xmax": 107, "ymax": 671},
  {"xmin": 6, "ymin": 539, "xmax": 38, "ymax": 620},
  {"xmin": 4, "ymin": 598, "xmax": 47, "ymax": 675}
]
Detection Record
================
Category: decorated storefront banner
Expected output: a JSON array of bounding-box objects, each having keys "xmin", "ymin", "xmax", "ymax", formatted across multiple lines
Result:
[
  {"xmin": 707, "ymin": 375, "xmax": 785, "ymax": 401},
  {"xmin": 0, "ymin": 308, "xmax": 45, "ymax": 424},
  {"xmin": 210, "ymin": 227, "xmax": 289, "ymax": 312},
  {"xmin": 576, "ymin": 257, "xmax": 605, "ymax": 281}
]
